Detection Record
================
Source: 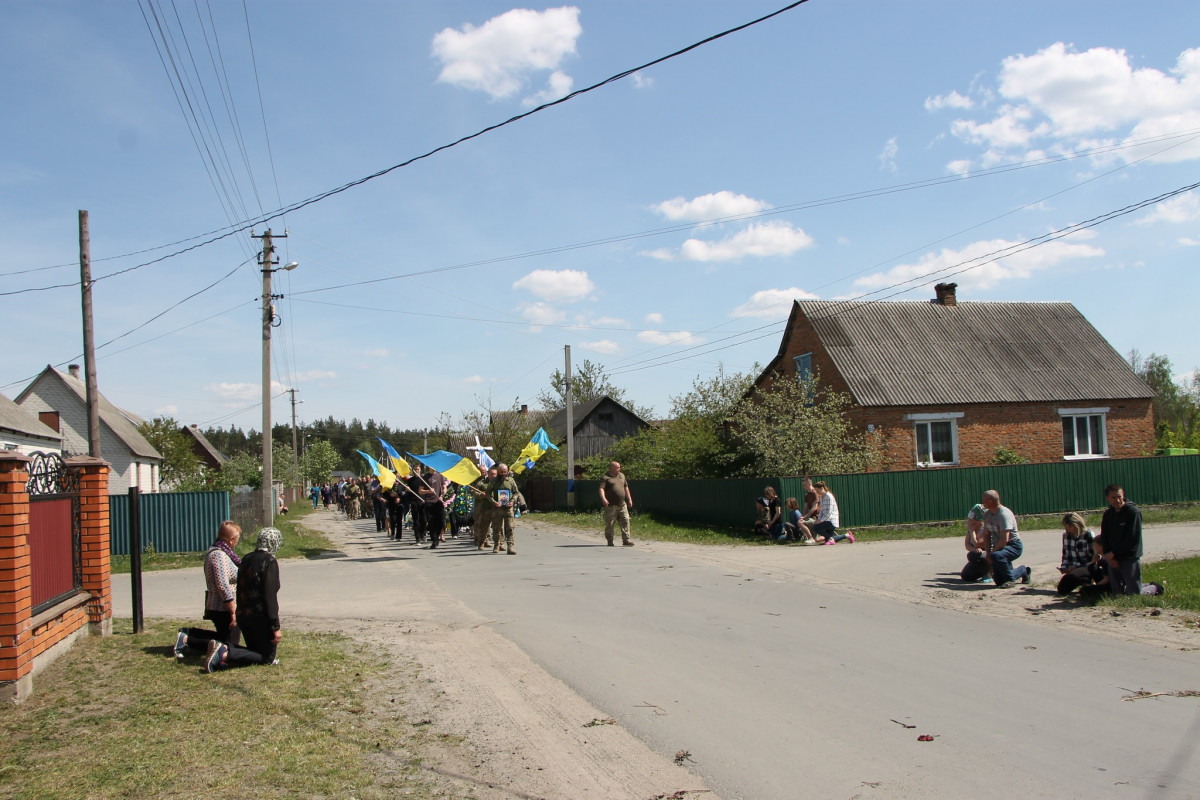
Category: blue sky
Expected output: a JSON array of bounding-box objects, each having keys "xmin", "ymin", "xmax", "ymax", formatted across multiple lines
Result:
[{"xmin": 2, "ymin": 1, "xmax": 1198, "ymax": 436}]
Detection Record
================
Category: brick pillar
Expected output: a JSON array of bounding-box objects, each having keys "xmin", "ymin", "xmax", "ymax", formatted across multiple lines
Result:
[
  {"xmin": 67, "ymin": 457, "xmax": 112, "ymax": 637},
  {"xmin": 0, "ymin": 454, "xmax": 33, "ymax": 703}
]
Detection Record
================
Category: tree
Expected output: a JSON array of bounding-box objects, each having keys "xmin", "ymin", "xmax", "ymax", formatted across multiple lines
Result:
[
  {"xmin": 273, "ymin": 441, "xmax": 301, "ymax": 489},
  {"xmin": 138, "ymin": 418, "xmax": 203, "ymax": 490},
  {"xmin": 730, "ymin": 373, "xmax": 881, "ymax": 477},
  {"xmin": 214, "ymin": 452, "xmax": 262, "ymax": 491},
  {"xmin": 1129, "ymin": 350, "xmax": 1200, "ymax": 449},
  {"xmin": 301, "ymin": 439, "xmax": 340, "ymax": 485},
  {"xmin": 536, "ymin": 359, "xmax": 653, "ymax": 419}
]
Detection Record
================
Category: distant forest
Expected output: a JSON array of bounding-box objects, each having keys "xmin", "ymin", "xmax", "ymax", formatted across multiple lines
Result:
[{"xmin": 203, "ymin": 417, "xmax": 451, "ymax": 473}]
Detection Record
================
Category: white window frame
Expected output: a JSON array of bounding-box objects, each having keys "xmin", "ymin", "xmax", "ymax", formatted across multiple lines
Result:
[
  {"xmin": 905, "ymin": 412, "xmax": 963, "ymax": 467},
  {"xmin": 1058, "ymin": 407, "xmax": 1109, "ymax": 460}
]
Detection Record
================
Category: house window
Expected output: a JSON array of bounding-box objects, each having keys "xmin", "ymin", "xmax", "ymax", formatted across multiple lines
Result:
[
  {"xmin": 793, "ymin": 353, "xmax": 812, "ymax": 383},
  {"xmin": 905, "ymin": 412, "xmax": 963, "ymax": 466},
  {"xmin": 1059, "ymin": 408, "xmax": 1108, "ymax": 458}
]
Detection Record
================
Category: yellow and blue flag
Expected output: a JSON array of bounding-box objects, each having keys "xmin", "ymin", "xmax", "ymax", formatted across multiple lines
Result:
[
  {"xmin": 511, "ymin": 427, "xmax": 558, "ymax": 474},
  {"xmin": 377, "ymin": 437, "xmax": 412, "ymax": 477},
  {"xmin": 356, "ymin": 450, "xmax": 397, "ymax": 489},
  {"xmin": 407, "ymin": 450, "xmax": 482, "ymax": 486}
]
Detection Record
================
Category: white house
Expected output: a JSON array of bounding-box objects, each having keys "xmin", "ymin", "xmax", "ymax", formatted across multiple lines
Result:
[
  {"xmin": 16, "ymin": 365, "xmax": 161, "ymax": 493},
  {"xmin": 0, "ymin": 392, "xmax": 61, "ymax": 456}
]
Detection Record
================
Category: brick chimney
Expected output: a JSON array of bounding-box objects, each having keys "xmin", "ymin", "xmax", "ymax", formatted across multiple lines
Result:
[
  {"xmin": 933, "ymin": 282, "xmax": 958, "ymax": 306},
  {"xmin": 520, "ymin": 404, "xmax": 528, "ymax": 415},
  {"xmin": 68, "ymin": 364, "xmax": 81, "ymax": 379}
]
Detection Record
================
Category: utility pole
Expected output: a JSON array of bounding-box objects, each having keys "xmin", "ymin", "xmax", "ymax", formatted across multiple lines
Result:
[
  {"xmin": 289, "ymin": 388, "xmax": 301, "ymax": 490},
  {"xmin": 565, "ymin": 345, "xmax": 575, "ymax": 510},
  {"xmin": 254, "ymin": 228, "xmax": 292, "ymax": 527},
  {"xmin": 79, "ymin": 211, "xmax": 101, "ymax": 458}
]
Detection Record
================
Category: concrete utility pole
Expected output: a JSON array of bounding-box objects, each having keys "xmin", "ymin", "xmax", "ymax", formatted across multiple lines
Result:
[
  {"xmin": 289, "ymin": 388, "xmax": 301, "ymax": 490},
  {"xmin": 78, "ymin": 211, "xmax": 101, "ymax": 458},
  {"xmin": 254, "ymin": 228, "xmax": 293, "ymax": 526},
  {"xmin": 565, "ymin": 345, "xmax": 575, "ymax": 510}
]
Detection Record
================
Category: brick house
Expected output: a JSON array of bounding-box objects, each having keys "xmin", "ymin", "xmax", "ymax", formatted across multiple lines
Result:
[
  {"xmin": 753, "ymin": 283, "xmax": 1155, "ymax": 471},
  {"xmin": 15, "ymin": 365, "xmax": 162, "ymax": 493}
]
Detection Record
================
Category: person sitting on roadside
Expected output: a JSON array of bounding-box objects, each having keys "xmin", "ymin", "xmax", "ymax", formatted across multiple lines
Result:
[
  {"xmin": 205, "ymin": 527, "xmax": 283, "ymax": 673},
  {"xmin": 753, "ymin": 496, "xmax": 771, "ymax": 538},
  {"xmin": 173, "ymin": 520, "xmax": 242, "ymax": 660},
  {"xmin": 763, "ymin": 486, "xmax": 785, "ymax": 542},
  {"xmin": 960, "ymin": 503, "xmax": 992, "ymax": 583},
  {"xmin": 1056, "ymin": 512, "xmax": 1102, "ymax": 595},
  {"xmin": 980, "ymin": 489, "xmax": 1030, "ymax": 588},
  {"xmin": 812, "ymin": 481, "xmax": 854, "ymax": 545},
  {"xmin": 783, "ymin": 497, "xmax": 818, "ymax": 544}
]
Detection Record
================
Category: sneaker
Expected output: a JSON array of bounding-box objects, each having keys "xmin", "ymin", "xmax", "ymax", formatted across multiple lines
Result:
[
  {"xmin": 174, "ymin": 629, "xmax": 187, "ymax": 661},
  {"xmin": 845, "ymin": 531, "xmax": 855, "ymax": 543},
  {"xmin": 824, "ymin": 538, "xmax": 835, "ymax": 545},
  {"xmin": 778, "ymin": 534, "xmax": 789, "ymax": 543},
  {"xmin": 979, "ymin": 576, "xmax": 994, "ymax": 584},
  {"xmin": 205, "ymin": 640, "xmax": 227, "ymax": 674},
  {"xmin": 995, "ymin": 581, "xmax": 1015, "ymax": 589},
  {"xmin": 1021, "ymin": 567, "xmax": 1032, "ymax": 585}
]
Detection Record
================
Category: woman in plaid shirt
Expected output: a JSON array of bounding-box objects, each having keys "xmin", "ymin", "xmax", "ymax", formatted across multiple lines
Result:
[{"xmin": 1056, "ymin": 512, "xmax": 1101, "ymax": 595}]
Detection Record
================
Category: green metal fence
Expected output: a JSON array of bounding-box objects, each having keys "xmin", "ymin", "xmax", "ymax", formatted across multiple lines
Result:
[
  {"xmin": 109, "ymin": 491, "xmax": 231, "ymax": 555},
  {"xmin": 550, "ymin": 455, "xmax": 1199, "ymax": 528}
]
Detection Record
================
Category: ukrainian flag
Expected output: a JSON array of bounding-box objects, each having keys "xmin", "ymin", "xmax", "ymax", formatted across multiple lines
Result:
[
  {"xmin": 407, "ymin": 450, "xmax": 482, "ymax": 486},
  {"xmin": 355, "ymin": 450, "xmax": 397, "ymax": 489},
  {"xmin": 511, "ymin": 427, "xmax": 559, "ymax": 474},
  {"xmin": 377, "ymin": 437, "xmax": 412, "ymax": 477}
]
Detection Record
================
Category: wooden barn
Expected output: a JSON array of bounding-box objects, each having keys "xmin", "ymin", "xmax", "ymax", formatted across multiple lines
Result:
[{"xmin": 548, "ymin": 396, "xmax": 650, "ymax": 460}]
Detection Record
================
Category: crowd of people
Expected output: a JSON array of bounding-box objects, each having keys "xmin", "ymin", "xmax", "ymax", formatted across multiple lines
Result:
[{"xmin": 755, "ymin": 477, "xmax": 855, "ymax": 545}]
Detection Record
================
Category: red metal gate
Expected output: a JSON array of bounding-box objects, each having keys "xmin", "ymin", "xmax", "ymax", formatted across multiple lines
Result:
[{"xmin": 26, "ymin": 452, "xmax": 81, "ymax": 614}]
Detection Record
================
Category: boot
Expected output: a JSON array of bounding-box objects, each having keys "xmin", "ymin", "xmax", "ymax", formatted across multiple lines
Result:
[{"xmin": 506, "ymin": 535, "xmax": 515, "ymax": 555}]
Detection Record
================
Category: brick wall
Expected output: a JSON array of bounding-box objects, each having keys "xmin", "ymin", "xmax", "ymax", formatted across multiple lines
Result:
[
  {"xmin": 757, "ymin": 311, "xmax": 1156, "ymax": 472},
  {"xmin": 0, "ymin": 454, "xmax": 111, "ymax": 704}
]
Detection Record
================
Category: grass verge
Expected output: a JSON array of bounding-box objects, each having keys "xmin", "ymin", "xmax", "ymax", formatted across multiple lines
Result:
[
  {"xmin": 1095, "ymin": 556, "xmax": 1200, "ymax": 613},
  {"xmin": 111, "ymin": 504, "xmax": 336, "ymax": 574},
  {"xmin": 0, "ymin": 618, "xmax": 435, "ymax": 800}
]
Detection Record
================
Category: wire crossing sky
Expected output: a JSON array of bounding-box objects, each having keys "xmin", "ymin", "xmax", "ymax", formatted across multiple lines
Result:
[{"xmin": 2, "ymin": 1, "xmax": 1198, "ymax": 432}]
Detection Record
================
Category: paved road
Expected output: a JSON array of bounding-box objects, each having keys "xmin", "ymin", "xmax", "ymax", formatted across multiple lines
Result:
[{"xmin": 115, "ymin": 517, "xmax": 1200, "ymax": 799}]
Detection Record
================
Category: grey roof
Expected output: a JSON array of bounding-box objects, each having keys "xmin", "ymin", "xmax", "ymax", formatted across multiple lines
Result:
[
  {"xmin": 772, "ymin": 300, "xmax": 1154, "ymax": 407},
  {"xmin": 17, "ymin": 366, "xmax": 162, "ymax": 459},
  {"xmin": 180, "ymin": 424, "xmax": 227, "ymax": 465},
  {"xmin": 547, "ymin": 396, "xmax": 649, "ymax": 439},
  {"xmin": 0, "ymin": 392, "xmax": 61, "ymax": 442}
]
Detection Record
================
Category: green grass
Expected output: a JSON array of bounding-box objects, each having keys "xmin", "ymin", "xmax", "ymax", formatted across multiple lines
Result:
[
  {"xmin": 111, "ymin": 504, "xmax": 336, "ymax": 574},
  {"xmin": 0, "ymin": 619, "xmax": 437, "ymax": 800},
  {"xmin": 1095, "ymin": 556, "xmax": 1200, "ymax": 613}
]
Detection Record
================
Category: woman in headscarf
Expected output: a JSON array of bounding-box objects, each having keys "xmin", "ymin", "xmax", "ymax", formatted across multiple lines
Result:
[{"xmin": 205, "ymin": 527, "xmax": 283, "ymax": 673}]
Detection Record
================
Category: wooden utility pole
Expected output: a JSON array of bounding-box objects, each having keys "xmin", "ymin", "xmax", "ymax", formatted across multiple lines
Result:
[
  {"xmin": 79, "ymin": 211, "xmax": 101, "ymax": 458},
  {"xmin": 565, "ymin": 345, "xmax": 575, "ymax": 510},
  {"xmin": 289, "ymin": 388, "xmax": 300, "ymax": 490}
]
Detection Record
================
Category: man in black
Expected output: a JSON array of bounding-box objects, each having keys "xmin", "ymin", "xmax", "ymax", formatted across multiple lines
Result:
[
  {"xmin": 419, "ymin": 467, "xmax": 447, "ymax": 549},
  {"xmin": 205, "ymin": 527, "xmax": 282, "ymax": 673},
  {"xmin": 1099, "ymin": 483, "xmax": 1143, "ymax": 595}
]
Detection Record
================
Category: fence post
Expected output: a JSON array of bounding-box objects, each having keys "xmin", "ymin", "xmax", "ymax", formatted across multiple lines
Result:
[
  {"xmin": 128, "ymin": 487, "xmax": 143, "ymax": 634},
  {"xmin": 66, "ymin": 456, "xmax": 112, "ymax": 637},
  {"xmin": 0, "ymin": 454, "xmax": 33, "ymax": 704}
]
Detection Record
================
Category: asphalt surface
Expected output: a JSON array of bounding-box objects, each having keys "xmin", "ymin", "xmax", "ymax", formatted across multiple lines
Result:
[{"xmin": 114, "ymin": 515, "xmax": 1200, "ymax": 799}]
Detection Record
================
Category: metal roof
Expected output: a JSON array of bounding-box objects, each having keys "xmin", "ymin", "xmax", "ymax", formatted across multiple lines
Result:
[
  {"xmin": 785, "ymin": 300, "xmax": 1154, "ymax": 407},
  {"xmin": 0, "ymin": 392, "xmax": 61, "ymax": 442}
]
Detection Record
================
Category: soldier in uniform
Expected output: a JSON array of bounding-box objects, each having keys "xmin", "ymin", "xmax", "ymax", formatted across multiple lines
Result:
[
  {"xmin": 344, "ymin": 478, "xmax": 362, "ymax": 521},
  {"xmin": 487, "ymin": 463, "xmax": 521, "ymax": 555},
  {"xmin": 472, "ymin": 466, "xmax": 497, "ymax": 549}
]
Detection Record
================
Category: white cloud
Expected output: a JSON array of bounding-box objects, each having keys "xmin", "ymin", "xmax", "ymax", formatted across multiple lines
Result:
[
  {"xmin": 519, "ymin": 302, "xmax": 567, "ymax": 326},
  {"xmin": 853, "ymin": 235, "xmax": 1105, "ymax": 294},
  {"xmin": 645, "ymin": 221, "xmax": 814, "ymax": 262},
  {"xmin": 206, "ymin": 381, "xmax": 258, "ymax": 401},
  {"xmin": 432, "ymin": 6, "xmax": 581, "ymax": 102},
  {"xmin": 512, "ymin": 269, "xmax": 594, "ymax": 301},
  {"xmin": 947, "ymin": 159, "xmax": 972, "ymax": 176},
  {"xmin": 644, "ymin": 312, "xmax": 664, "ymax": 324},
  {"xmin": 593, "ymin": 315, "xmax": 627, "ymax": 326},
  {"xmin": 943, "ymin": 44, "xmax": 1200, "ymax": 166},
  {"xmin": 731, "ymin": 287, "xmax": 819, "ymax": 319},
  {"xmin": 465, "ymin": 375, "xmax": 484, "ymax": 384},
  {"xmin": 154, "ymin": 404, "xmax": 178, "ymax": 416},
  {"xmin": 523, "ymin": 69, "xmax": 573, "ymax": 107},
  {"xmin": 650, "ymin": 191, "xmax": 770, "ymax": 222},
  {"xmin": 878, "ymin": 136, "xmax": 899, "ymax": 174},
  {"xmin": 638, "ymin": 330, "xmax": 702, "ymax": 346},
  {"xmin": 631, "ymin": 71, "xmax": 654, "ymax": 89},
  {"xmin": 295, "ymin": 370, "xmax": 337, "ymax": 382},
  {"xmin": 924, "ymin": 90, "xmax": 973, "ymax": 111},
  {"xmin": 1134, "ymin": 190, "xmax": 1200, "ymax": 225},
  {"xmin": 363, "ymin": 348, "xmax": 389, "ymax": 357},
  {"xmin": 1179, "ymin": 237, "xmax": 1200, "ymax": 247},
  {"xmin": 583, "ymin": 339, "xmax": 621, "ymax": 355}
]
